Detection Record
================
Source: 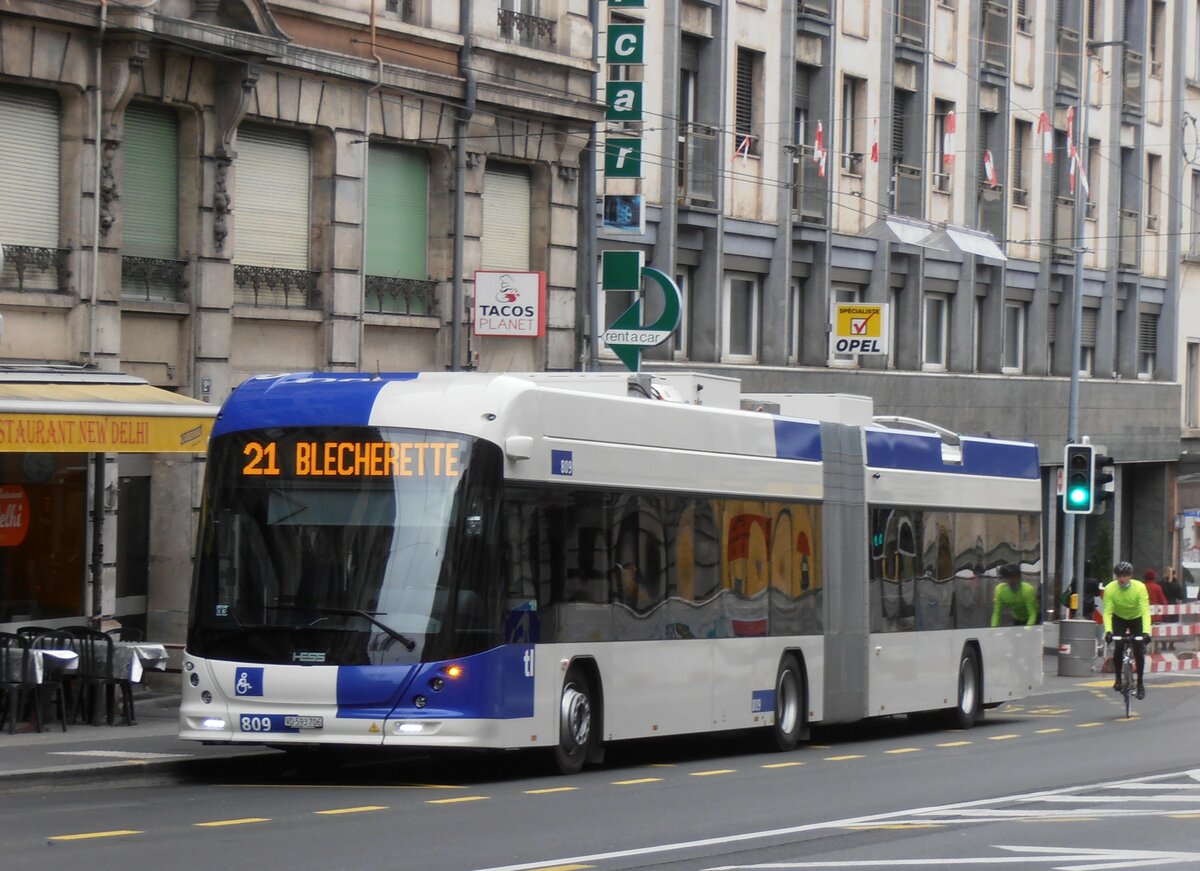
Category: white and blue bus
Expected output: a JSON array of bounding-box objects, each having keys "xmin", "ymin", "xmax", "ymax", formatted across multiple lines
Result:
[{"xmin": 180, "ymin": 371, "xmax": 1043, "ymax": 773}]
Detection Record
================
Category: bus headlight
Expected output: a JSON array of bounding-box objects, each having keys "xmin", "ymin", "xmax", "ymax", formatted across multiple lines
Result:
[{"xmin": 201, "ymin": 718, "xmax": 226, "ymax": 729}]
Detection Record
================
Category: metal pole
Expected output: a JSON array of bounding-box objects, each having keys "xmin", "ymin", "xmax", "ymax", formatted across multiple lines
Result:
[{"xmin": 1063, "ymin": 39, "xmax": 1123, "ymax": 614}]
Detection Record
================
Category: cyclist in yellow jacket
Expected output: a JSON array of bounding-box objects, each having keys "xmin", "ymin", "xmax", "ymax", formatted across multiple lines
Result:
[{"xmin": 1103, "ymin": 561, "xmax": 1152, "ymax": 699}]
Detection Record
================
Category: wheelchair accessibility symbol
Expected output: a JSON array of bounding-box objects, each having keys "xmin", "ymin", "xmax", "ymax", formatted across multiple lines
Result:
[{"xmin": 234, "ymin": 667, "xmax": 263, "ymax": 697}]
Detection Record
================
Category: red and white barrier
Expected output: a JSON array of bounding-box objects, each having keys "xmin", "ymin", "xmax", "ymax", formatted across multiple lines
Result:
[{"xmin": 1098, "ymin": 602, "xmax": 1200, "ymax": 673}]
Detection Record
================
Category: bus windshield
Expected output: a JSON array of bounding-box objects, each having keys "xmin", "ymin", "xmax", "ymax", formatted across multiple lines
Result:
[{"xmin": 188, "ymin": 426, "xmax": 503, "ymax": 666}]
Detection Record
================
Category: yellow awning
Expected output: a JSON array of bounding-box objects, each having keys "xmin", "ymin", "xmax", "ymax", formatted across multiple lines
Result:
[{"xmin": 0, "ymin": 377, "xmax": 218, "ymax": 453}]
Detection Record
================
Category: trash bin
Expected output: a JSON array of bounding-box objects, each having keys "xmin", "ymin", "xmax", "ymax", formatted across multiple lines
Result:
[{"xmin": 1057, "ymin": 618, "xmax": 1097, "ymax": 676}]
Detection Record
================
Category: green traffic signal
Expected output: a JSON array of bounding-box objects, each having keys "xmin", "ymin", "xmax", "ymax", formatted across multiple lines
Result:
[{"xmin": 1063, "ymin": 443, "xmax": 1095, "ymax": 514}]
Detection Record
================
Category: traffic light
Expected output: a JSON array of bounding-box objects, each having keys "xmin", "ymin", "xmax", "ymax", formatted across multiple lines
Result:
[
  {"xmin": 1092, "ymin": 452, "xmax": 1114, "ymax": 514},
  {"xmin": 1063, "ymin": 443, "xmax": 1095, "ymax": 514}
]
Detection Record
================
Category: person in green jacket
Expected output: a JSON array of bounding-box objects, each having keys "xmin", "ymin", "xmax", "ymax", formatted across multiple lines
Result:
[
  {"xmin": 1104, "ymin": 560, "xmax": 1152, "ymax": 699},
  {"xmin": 991, "ymin": 563, "xmax": 1038, "ymax": 627}
]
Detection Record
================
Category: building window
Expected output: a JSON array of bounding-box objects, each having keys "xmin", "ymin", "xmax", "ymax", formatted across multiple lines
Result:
[
  {"xmin": 787, "ymin": 278, "xmax": 803, "ymax": 364},
  {"xmin": 499, "ymin": 0, "xmax": 554, "ymax": 49},
  {"xmin": 922, "ymin": 293, "xmax": 948, "ymax": 370},
  {"xmin": 0, "ymin": 87, "xmax": 62, "ymax": 293},
  {"xmin": 1192, "ymin": 170, "xmax": 1200, "ymax": 256},
  {"xmin": 1002, "ymin": 301, "xmax": 1025, "ymax": 373},
  {"xmin": 1080, "ymin": 307, "xmax": 1097, "ymax": 376},
  {"xmin": 673, "ymin": 267, "xmax": 692, "ymax": 361},
  {"xmin": 830, "ymin": 285, "xmax": 861, "ymax": 366},
  {"xmin": 1012, "ymin": 120, "xmax": 1031, "ymax": 207},
  {"xmin": 896, "ymin": 0, "xmax": 928, "ymax": 47},
  {"xmin": 1086, "ymin": 138, "xmax": 1100, "ymax": 220},
  {"xmin": 1138, "ymin": 313, "xmax": 1158, "ymax": 379},
  {"xmin": 121, "ymin": 103, "xmax": 182, "ymax": 301},
  {"xmin": 233, "ymin": 125, "xmax": 314, "ymax": 308},
  {"xmin": 734, "ymin": 48, "xmax": 762, "ymax": 156},
  {"xmin": 1016, "ymin": 0, "xmax": 1032, "ymax": 33},
  {"xmin": 365, "ymin": 144, "xmax": 433, "ymax": 315},
  {"xmin": 931, "ymin": 100, "xmax": 954, "ymax": 193},
  {"xmin": 1146, "ymin": 153, "xmax": 1162, "ymax": 232},
  {"xmin": 841, "ymin": 76, "xmax": 866, "ymax": 174},
  {"xmin": 1188, "ymin": 341, "xmax": 1200, "ymax": 427},
  {"xmin": 723, "ymin": 273, "xmax": 761, "ymax": 362},
  {"xmin": 481, "ymin": 165, "xmax": 532, "ymax": 270},
  {"xmin": 1149, "ymin": 1, "xmax": 1166, "ymax": 77}
]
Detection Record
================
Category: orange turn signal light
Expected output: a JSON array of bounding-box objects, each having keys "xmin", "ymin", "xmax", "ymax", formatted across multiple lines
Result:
[{"xmin": 445, "ymin": 664, "xmax": 464, "ymax": 679}]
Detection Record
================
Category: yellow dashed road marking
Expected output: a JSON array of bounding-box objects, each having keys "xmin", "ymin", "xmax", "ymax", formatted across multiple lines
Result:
[
  {"xmin": 825, "ymin": 754, "xmax": 864, "ymax": 761},
  {"xmin": 1077, "ymin": 722, "xmax": 1104, "ymax": 728},
  {"xmin": 885, "ymin": 747, "xmax": 921, "ymax": 754},
  {"xmin": 988, "ymin": 734, "xmax": 1019, "ymax": 741},
  {"xmin": 612, "ymin": 777, "xmax": 661, "ymax": 785},
  {"xmin": 1035, "ymin": 728, "xmax": 1063, "ymax": 734},
  {"xmin": 1021, "ymin": 817, "xmax": 1099, "ymax": 823},
  {"xmin": 846, "ymin": 824, "xmax": 942, "ymax": 830},
  {"xmin": 315, "ymin": 805, "xmax": 389, "ymax": 815},
  {"xmin": 937, "ymin": 740, "xmax": 971, "ymax": 747},
  {"xmin": 49, "ymin": 830, "xmax": 142, "ymax": 841},
  {"xmin": 690, "ymin": 769, "xmax": 736, "ymax": 777},
  {"xmin": 762, "ymin": 761, "xmax": 805, "ymax": 769},
  {"xmin": 526, "ymin": 787, "xmax": 578, "ymax": 795},
  {"xmin": 195, "ymin": 818, "xmax": 271, "ymax": 828},
  {"xmin": 426, "ymin": 796, "xmax": 488, "ymax": 805},
  {"xmin": 1169, "ymin": 813, "xmax": 1200, "ymax": 819},
  {"xmin": 528, "ymin": 865, "xmax": 593, "ymax": 871}
]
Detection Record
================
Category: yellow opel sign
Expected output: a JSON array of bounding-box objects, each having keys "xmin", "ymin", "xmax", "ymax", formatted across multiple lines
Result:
[{"xmin": 832, "ymin": 303, "xmax": 889, "ymax": 355}]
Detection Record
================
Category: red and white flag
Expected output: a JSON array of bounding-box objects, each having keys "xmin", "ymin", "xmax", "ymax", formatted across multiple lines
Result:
[
  {"xmin": 942, "ymin": 110, "xmax": 956, "ymax": 167},
  {"xmin": 870, "ymin": 117, "xmax": 879, "ymax": 163},
  {"xmin": 1037, "ymin": 112, "xmax": 1054, "ymax": 164},
  {"xmin": 814, "ymin": 121, "xmax": 826, "ymax": 177},
  {"xmin": 733, "ymin": 134, "xmax": 751, "ymax": 163},
  {"xmin": 982, "ymin": 149, "xmax": 998, "ymax": 187}
]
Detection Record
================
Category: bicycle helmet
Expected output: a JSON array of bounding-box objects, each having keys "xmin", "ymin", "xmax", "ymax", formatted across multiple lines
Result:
[{"xmin": 1113, "ymin": 561, "xmax": 1134, "ymax": 576}]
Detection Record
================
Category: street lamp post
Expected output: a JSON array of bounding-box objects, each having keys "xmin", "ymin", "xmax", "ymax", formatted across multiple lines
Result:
[{"xmin": 1061, "ymin": 39, "xmax": 1124, "ymax": 616}]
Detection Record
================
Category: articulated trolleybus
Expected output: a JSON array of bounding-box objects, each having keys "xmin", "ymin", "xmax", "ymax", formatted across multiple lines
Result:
[{"xmin": 181, "ymin": 371, "xmax": 1043, "ymax": 773}]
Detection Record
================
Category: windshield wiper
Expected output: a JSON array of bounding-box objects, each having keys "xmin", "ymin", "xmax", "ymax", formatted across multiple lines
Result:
[{"xmin": 266, "ymin": 605, "xmax": 416, "ymax": 651}]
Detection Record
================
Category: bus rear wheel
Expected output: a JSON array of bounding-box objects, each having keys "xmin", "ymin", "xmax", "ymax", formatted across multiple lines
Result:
[
  {"xmin": 951, "ymin": 647, "xmax": 982, "ymax": 730},
  {"xmin": 553, "ymin": 667, "xmax": 594, "ymax": 775},
  {"xmin": 769, "ymin": 655, "xmax": 805, "ymax": 752}
]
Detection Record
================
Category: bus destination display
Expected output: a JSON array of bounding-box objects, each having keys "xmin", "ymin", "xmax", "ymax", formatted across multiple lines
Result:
[{"xmin": 241, "ymin": 440, "xmax": 462, "ymax": 478}]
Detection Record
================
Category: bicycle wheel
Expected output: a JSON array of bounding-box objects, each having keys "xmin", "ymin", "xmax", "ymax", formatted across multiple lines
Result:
[{"xmin": 1122, "ymin": 655, "xmax": 1133, "ymax": 718}]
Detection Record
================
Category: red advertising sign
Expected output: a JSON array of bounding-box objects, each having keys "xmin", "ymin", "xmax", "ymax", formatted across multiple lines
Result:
[{"xmin": 0, "ymin": 485, "xmax": 30, "ymax": 547}]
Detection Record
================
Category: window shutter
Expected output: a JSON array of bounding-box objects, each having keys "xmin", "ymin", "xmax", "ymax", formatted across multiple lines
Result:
[
  {"xmin": 1138, "ymin": 314, "xmax": 1158, "ymax": 354},
  {"xmin": 122, "ymin": 104, "xmax": 178, "ymax": 260},
  {"xmin": 680, "ymin": 37, "xmax": 700, "ymax": 71},
  {"xmin": 0, "ymin": 87, "xmax": 59, "ymax": 248},
  {"xmin": 366, "ymin": 145, "xmax": 429, "ymax": 280},
  {"xmin": 1080, "ymin": 308, "xmax": 1098, "ymax": 347},
  {"xmin": 1048, "ymin": 305, "xmax": 1057, "ymax": 340},
  {"xmin": 481, "ymin": 165, "xmax": 531, "ymax": 271},
  {"xmin": 794, "ymin": 66, "xmax": 811, "ymax": 110},
  {"xmin": 735, "ymin": 49, "xmax": 754, "ymax": 140},
  {"xmin": 233, "ymin": 126, "xmax": 310, "ymax": 270}
]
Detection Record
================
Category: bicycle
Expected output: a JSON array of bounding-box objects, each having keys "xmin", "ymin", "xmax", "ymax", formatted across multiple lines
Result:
[{"xmin": 1108, "ymin": 632, "xmax": 1147, "ymax": 718}]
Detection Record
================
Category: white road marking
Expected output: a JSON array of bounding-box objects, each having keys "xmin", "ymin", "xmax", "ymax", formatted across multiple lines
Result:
[
  {"xmin": 467, "ymin": 769, "xmax": 1200, "ymax": 871},
  {"xmin": 47, "ymin": 750, "xmax": 190, "ymax": 759},
  {"xmin": 701, "ymin": 845, "xmax": 1200, "ymax": 868}
]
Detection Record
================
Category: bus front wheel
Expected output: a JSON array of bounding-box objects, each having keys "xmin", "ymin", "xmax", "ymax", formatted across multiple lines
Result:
[
  {"xmin": 951, "ymin": 647, "xmax": 982, "ymax": 730},
  {"xmin": 553, "ymin": 667, "xmax": 594, "ymax": 775},
  {"xmin": 769, "ymin": 655, "xmax": 805, "ymax": 752}
]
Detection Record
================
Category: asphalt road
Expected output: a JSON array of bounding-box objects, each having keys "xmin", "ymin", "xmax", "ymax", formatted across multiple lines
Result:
[{"xmin": 4, "ymin": 675, "xmax": 1199, "ymax": 871}]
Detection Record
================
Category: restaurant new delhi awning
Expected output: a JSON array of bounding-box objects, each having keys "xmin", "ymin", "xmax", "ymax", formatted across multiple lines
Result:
[{"xmin": 0, "ymin": 371, "xmax": 218, "ymax": 453}]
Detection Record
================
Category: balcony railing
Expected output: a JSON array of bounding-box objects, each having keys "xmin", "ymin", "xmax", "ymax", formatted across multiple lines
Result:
[
  {"xmin": 121, "ymin": 256, "xmax": 188, "ymax": 302},
  {"xmin": 234, "ymin": 265, "xmax": 318, "ymax": 309},
  {"xmin": 364, "ymin": 275, "xmax": 438, "ymax": 316},
  {"xmin": 498, "ymin": 8, "xmax": 555, "ymax": 49},
  {"xmin": 1057, "ymin": 28, "xmax": 1081, "ymax": 92},
  {"xmin": 0, "ymin": 245, "xmax": 70, "ymax": 293},
  {"xmin": 677, "ymin": 124, "xmax": 717, "ymax": 205},
  {"xmin": 1122, "ymin": 50, "xmax": 1144, "ymax": 114},
  {"xmin": 1118, "ymin": 209, "xmax": 1140, "ymax": 268},
  {"xmin": 1052, "ymin": 195, "xmax": 1075, "ymax": 260},
  {"xmin": 792, "ymin": 145, "xmax": 827, "ymax": 224}
]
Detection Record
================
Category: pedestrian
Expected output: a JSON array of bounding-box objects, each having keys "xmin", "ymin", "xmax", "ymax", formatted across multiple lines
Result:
[
  {"xmin": 1161, "ymin": 567, "xmax": 1186, "ymax": 605},
  {"xmin": 1143, "ymin": 569, "xmax": 1168, "ymax": 618}
]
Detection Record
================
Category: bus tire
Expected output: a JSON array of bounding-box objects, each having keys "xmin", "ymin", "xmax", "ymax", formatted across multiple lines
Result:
[
  {"xmin": 553, "ymin": 667, "xmax": 594, "ymax": 775},
  {"xmin": 951, "ymin": 647, "xmax": 982, "ymax": 730},
  {"xmin": 769, "ymin": 655, "xmax": 805, "ymax": 752}
]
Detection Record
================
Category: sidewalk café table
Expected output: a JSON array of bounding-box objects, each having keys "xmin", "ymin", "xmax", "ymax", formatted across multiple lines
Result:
[
  {"xmin": 3, "ymin": 646, "xmax": 79, "ymax": 684},
  {"xmin": 109, "ymin": 641, "xmax": 169, "ymax": 683}
]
